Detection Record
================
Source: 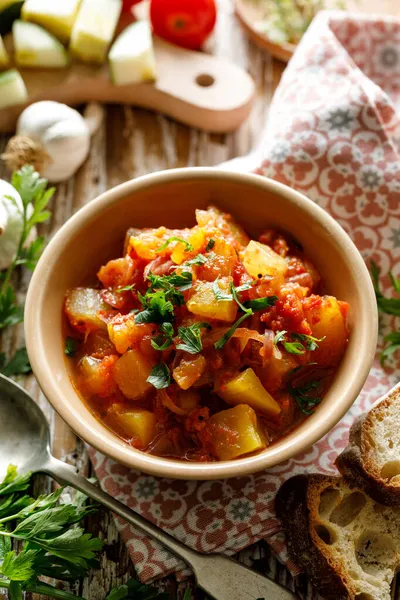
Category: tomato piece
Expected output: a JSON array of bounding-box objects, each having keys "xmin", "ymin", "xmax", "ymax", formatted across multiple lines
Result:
[{"xmin": 150, "ymin": 0, "xmax": 217, "ymax": 50}]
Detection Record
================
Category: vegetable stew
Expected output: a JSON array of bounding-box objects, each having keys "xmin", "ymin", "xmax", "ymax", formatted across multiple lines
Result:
[{"xmin": 64, "ymin": 206, "xmax": 349, "ymax": 462}]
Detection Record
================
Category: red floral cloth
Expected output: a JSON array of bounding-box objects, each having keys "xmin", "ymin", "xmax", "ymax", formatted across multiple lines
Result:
[{"xmin": 90, "ymin": 10, "xmax": 400, "ymax": 582}]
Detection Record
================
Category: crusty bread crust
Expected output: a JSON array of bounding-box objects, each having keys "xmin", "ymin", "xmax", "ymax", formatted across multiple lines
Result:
[
  {"xmin": 275, "ymin": 474, "xmax": 353, "ymax": 600},
  {"xmin": 336, "ymin": 385, "xmax": 400, "ymax": 505}
]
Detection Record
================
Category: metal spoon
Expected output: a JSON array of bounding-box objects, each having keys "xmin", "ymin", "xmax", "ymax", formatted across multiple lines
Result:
[{"xmin": 0, "ymin": 374, "xmax": 297, "ymax": 600}]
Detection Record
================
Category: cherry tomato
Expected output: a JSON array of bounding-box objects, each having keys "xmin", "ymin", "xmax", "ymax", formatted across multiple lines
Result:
[
  {"xmin": 150, "ymin": 0, "xmax": 217, "ymax": 50},
  {"xmin": 122, "ymin": 0, "xmax": 143, "ymax": 14}
]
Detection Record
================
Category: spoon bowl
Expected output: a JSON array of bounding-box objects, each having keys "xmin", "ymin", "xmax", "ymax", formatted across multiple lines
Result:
[
  {"xmin": 0, "ymin": 375, "xmax": 50, "ymax": 478},
  {"xmin": 0, "ymin": 373, "xmax": 297, "ymax": 600}
]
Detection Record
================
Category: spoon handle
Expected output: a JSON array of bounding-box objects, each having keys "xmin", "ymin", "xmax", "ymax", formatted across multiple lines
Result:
[{"xmin": 43, "ymin": 456, "xmax": 298, "ymax": 600}]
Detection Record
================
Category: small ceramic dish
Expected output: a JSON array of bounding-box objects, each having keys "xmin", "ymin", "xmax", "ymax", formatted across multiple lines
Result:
[{"xmin": 25, "ymin": 168, "xmax": 378, "ymax": 480}]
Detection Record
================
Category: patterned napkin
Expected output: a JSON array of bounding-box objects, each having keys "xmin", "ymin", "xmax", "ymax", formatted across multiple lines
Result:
[{"xmin": 89, "ymin": 10, "xmax": 400, "ymax": 582}]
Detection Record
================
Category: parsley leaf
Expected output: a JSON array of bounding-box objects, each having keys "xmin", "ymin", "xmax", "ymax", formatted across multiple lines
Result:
[
  {"xmin": 212, "ymin": 277, "xmax": 233, "ymax": 301},
  {"xmin": 205, "ymin": 239, "xmax": 215, "ymax": 251},
  {"xmin": 380, "ymin": 331, "xmax": 400, "ymax": 366},
  {"xmin": 176, "ymin": 322, "xmax": 211, "ymax": 354},
  {"xmin": 186, "ymin": 254, "xmax": 208, "ymax": 266},
  {"xmin": 146, "ymin": 363, "xmax": 171, "ymax": 389},
  {"xmin": 116, "ymin": 284, "xmax": 135, "ymax": 293},
  {"xmin": 292, "ymin": 333, "xmax": 325, "ymax": 351},
  {"xmin": 288, "ymin": 380, "xmax": 322, "ymax": 415},
  {"xmin": 64, "ymin": 337, "xmax": 79, "ymax": 358},
  {"xmin": 214, "ymin": 312, "xmax": 252, "ymax": 350},
  {"xmin": 243, "ymin": 296, "xmax": 278, "ymax": 311},
  {"xmin": 151, "ymin": 323, "xmax": 175, "ymax": 351},
  {"xmin": 0, "ymin": 550, "xmax": 37, "ymax": 581},
  {"xmin": 274, "ymin": 331, "xmax": 323, "ymax": 355},
  {"xmin": 105, "ymin": 578, "xmax": 171, "ymax": 600},
  {"xmin": 156, "ymin": 237, "xmax": 194, "ymax": 253},
  {"xmin": 0, "ymin": 286, "xmax": 24, "ymax": 330},
  {"xmin": 370, "ymin": 260, "xmax": 400, "ymax": 316},
  {"xmin": 0, "ymin": 348, "xmax": 32, "ymax": 377},
  {"xmin": 370, "ymin": 260, "xmax": 400, "ymax": 364},
  {"xmin": 0, "ymin": 466, "xmax": 31, "ymax": 496}
]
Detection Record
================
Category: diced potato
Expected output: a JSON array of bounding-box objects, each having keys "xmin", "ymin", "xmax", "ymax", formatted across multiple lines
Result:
[
  {"xmin": 303, "ymin": 296, "xmax": 348, "ymax": 367},
  {"xmin": 97, "ymin": 256, "xmax": 135, "ymax": 289},
  {"xmin": 242, "ymin": 240, "xmax": 288, "ymax": 279},
  {"xmin": 178, "ymin": 389, "xmax": 201, "ymax": 412},
  {"xmin": 218, "ymin": 368, "xmax": 281, "ymax": 417},
  {"xmin": 195, "ymin": 206, "xmax": 250, "ymax": 248},
  {"xmin": 187, "ymin": 279, "xmax": 237, "ymax": 323},
  {"xmin": 108, "ymin": 315, "xmax": 153, "ymax": 354},
  {"xmin": 65, "ymin": 288, "xmax": 109, "ymax": 333},
  {"xmin": 109, "ymin": 404, "xmax": 157, "ymax": 448},
  {"xmin": 173, "ymin": 355, "xmax": 207, "ymax": 390},
  {"xmin": 113, "ymin": 349, "xmax": 155, "ymax": 400},
  {"xmin": 80, "ymin": 355, "xmax": 118, "ymax": 397},
  {"xmin": 208, "ymin": 404, "xmax": 268, "ymax": 460}
]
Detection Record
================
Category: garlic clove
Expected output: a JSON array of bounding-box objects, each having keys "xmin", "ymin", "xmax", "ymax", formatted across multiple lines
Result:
[
  {"xmin": 42, "ymin": 119, "xmax": 90, "ymax": 182},
  {"xmin": 0, "ymin": 179, "xmax": 24, "ymax": 271}
]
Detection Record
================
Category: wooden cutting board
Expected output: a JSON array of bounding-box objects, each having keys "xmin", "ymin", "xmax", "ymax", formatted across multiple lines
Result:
[
  {"xmin": 0, "ymin": 33, "xmax": 255, "ymax": 134},
  {"xmin": 235, "ymin": 0, "xmax": 400, "ymax": 62}
]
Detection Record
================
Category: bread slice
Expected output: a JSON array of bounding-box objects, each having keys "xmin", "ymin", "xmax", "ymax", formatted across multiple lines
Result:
[
  {"xmin": 336, "ymin": 384, "xmax": 400, "ymax": 505},
  {"xmin": 276, "ymin": 474, "xmax": 400, "ymax": 600}
]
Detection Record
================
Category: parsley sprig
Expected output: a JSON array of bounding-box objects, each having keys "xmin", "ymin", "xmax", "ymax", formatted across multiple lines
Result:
[
  {"xmin": 371, "ymin": 260, "xmax": 400, "ymax": 364},
  {"xmin": 0, "ymin": 465, "xmax": 101, "ymax": 600},
  {"xmin": 0, "ymin": 167, "xmax": 53, "ymax": 375},
  {"xmin": 288, "ymin": 379, "xmax": 322, "ymax": 415},
  {"xmin": 156, "ymin": 237, "xmax": 193, "ymax": 253},
  {"xmin": 147, "ymin": 363, "xmax": 171, "ymax": 389}
]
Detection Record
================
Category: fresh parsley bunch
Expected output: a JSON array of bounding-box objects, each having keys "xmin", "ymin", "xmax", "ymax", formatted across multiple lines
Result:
[
  {"xmin": 0, "ymin": 465, "xmax": 101, "ymax": 600},
  {"xmin": 0, "ymin": 166, "xmax": 54, "ymax": 378},
  {"xmin": 0, "ymin": 466, "xmax": 192, "ymax": 600}
]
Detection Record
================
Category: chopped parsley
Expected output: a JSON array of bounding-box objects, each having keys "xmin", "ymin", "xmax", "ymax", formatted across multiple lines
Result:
[
  {"xmin": 151, "ymin": 323, "xmax": 175, "ymax": 351},
  {"xmin": 115, "ymin": 284, "xmax": 135, "ymax": 293},
  {"xmin": 176, "ymin": 322, "xmax": 211, "ymax": 354},
  {"xmin": 135, "ymin": 272, "xmax": 193, "ymax": 324},
  {"xmin": 186, "ymin": 254, "xmax": 208, "ymax": 266},
  {"xmin": 206, "ymin": 239, "xmax": 215, "ymax": 251},
  {"xmin": 288, "ymin": 379, "xmax": 322, "ymax": 415},
  {"xmin": 243, "ymin": 296, "xmax": 278, "ymax": 311},
  {"xmin": 156, "ymin": 237, "xmax": 193, "ymax": 253},
  {"xmin": 274, "ymin": 330, "xmax": 324, "ymax": 355},
  {"xmin": 135, "ymin": 290, "xmax": 174, "ymax": 324},
  {"xmin": 214, "ymin": 312, "xmax": 252, "ymax": 350},
  {"xmin": 64, "ymin": 337, "xmax": 79, "ymax": 358},
  {"xmin": 146, "ymin": 363, "xmax": 171, "ymax": 389},
  {"xmin": 213, "ymin": 280, "xmax": 277, "ymax": 349},
  {"xmin": 212, "ymin": 277, "xmax": 233, "ymax": 301}
]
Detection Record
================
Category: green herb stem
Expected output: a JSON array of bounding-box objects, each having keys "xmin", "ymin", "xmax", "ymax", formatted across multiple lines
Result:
[{"xmin": 0, "ymin": 579, "xmax": 86, "ymax": 600}]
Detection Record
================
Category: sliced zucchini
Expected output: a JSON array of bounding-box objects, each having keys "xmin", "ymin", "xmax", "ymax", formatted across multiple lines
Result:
[
  {"xmin": 21, "ymin": 0, "xmax": 81, "ymax": 43},
  {"xmin": 0, "ymin": 69, "xmax": 28, "ymax": 110},
  {"xmin": 109, "ymin": 21, "xmax": 156, "ymax": 86},
  {"xmin": 14, "ymin": 20, "xmax": 69, "ymax": 68}
]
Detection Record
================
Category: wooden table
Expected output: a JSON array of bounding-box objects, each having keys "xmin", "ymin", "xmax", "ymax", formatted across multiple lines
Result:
[{"xmin": 0, "ymin": 1, "xmax": 384, "ymax": 599}]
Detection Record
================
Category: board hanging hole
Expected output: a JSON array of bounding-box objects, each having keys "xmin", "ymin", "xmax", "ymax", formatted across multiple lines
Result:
[{"xmin": 196, "ymin": 74, "xmax": 215, "ymax": 87}]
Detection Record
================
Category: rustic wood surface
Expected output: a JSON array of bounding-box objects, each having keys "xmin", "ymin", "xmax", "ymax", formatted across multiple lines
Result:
[{"xmin": 0, "ymin": 1, "xmax": 398, "ymax": 599}]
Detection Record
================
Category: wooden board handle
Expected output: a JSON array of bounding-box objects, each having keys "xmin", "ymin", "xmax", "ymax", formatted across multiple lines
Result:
[{"xmin": 0, "ymin": 37, "xmax": 255, "ymax": 134}]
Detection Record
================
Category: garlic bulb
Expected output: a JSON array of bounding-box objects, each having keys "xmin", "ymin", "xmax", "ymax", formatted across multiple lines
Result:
[
  {"xmin": 0, "ymin": 179, "xmax": 24, "ymax": 271},
  {"xmin": 2, "ymin": 101, "xmax": 104, "ymax": 183}
]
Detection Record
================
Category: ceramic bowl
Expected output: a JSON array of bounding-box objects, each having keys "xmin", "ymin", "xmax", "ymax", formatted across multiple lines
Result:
[{"xmin": 25, "ymin": 168, "xmax": 378, "ymax": 480}]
